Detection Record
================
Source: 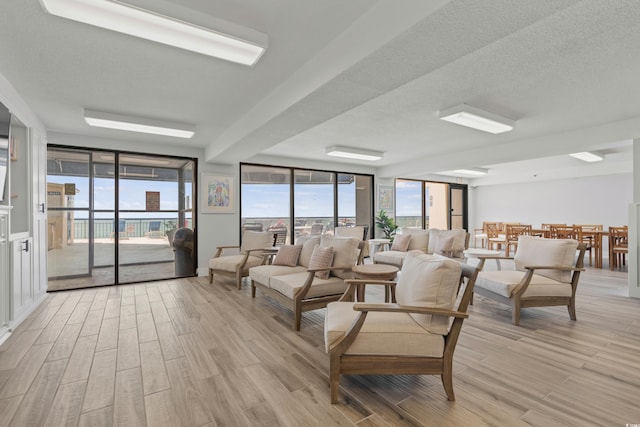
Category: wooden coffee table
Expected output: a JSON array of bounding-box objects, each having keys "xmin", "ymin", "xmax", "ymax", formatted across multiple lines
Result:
[{"xmin": 351, "ymin": 264, "xmax": 399, "ymax": 302}]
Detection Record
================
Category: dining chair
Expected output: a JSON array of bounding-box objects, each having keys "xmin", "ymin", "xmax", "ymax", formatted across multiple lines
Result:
[
  {"xmin": 575, "ymin": 224, "xmax": 603, "ymax": 266},
  {"xmin": 608, "ymin": 226, "xmax": 628, "ymax": 270},
  {"xmin": 504, "ymin": 224, "xmax": 532, "ymax": 257}
]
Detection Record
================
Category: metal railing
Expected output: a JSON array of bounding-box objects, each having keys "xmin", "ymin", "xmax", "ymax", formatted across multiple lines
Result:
[{"xmin": 71, "ymin": 218, "xmax": 193, "ymax": 239}]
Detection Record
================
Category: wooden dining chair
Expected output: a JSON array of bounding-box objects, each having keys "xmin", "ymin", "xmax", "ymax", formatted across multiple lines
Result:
[
  {"xmin": 548, "ymin": 225, "xmax": 580, "ymax": 240},
  {"xmin": 504, "ymin": 224, "xmax": 532, "ymax": 257},
  {"xmin": 608, "ymin": 226, "xmax": 628, "ymax": 270},
  {"xmin": 575, "ymin": 224, "xmax": 603, "ymax": 266}
]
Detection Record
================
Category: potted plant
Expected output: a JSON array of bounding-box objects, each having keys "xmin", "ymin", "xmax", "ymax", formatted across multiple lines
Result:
[{"xmin": 375, "ymin": 209, "xmax": 398, "ymax": 241}]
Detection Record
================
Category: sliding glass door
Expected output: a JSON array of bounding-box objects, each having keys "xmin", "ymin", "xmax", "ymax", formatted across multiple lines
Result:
[{"xmin": 47, "ymin": 147, "xmax": 196, "ymax": 291}]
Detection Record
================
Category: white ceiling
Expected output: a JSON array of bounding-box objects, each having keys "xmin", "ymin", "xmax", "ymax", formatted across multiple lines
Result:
[{"xmin": 1, "ymin": 0, "xmax": 639, "ymax": 185}]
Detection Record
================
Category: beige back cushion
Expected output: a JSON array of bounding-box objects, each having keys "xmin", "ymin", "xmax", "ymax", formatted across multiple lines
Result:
[
  {"xmin": 400, "ymin": 228, "xmax": 429, "ymax": 252},
  {"xmin": 334, "ymin": 225, "xmax": 365, "ymax": 240},
  {"xmin": 298, "ymin": 236, "xmax": 321, "ymax": 267},
  {"xmin": 308, "ymin": 246, "xmax": 334, "ymax": 279},
  {"xmin": 320, "ymin": 235, "xmax": 360, "ymax": 279},
  {"xmin": 239, "ymin": 231, "xmax": 273, "ymax": 254},
  {"xmin": 390, "ymin": 233, "xmax": 412, "ymax": 252},
  {"xmin": 395, "ymin": 252, "xmax": 462, "ymax": 334},
  {"xmin": 428, "ymin": 229, "xmax": 467, "ymax": 255},
  {"xmin": 514, "ymin": 236, "xmax": 578, "ymax": 283}
]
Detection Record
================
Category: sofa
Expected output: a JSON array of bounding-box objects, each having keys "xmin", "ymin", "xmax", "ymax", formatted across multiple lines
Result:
[
  {"xmin": 373, "ymin": 228, "xmax": 469, "ymax": 268},
  {"xmin": 249, "ymin": 234, "xmax": 363, "ymax": 330}
]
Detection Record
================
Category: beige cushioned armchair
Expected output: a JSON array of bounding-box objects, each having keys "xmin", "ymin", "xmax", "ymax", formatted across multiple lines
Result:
[
  {"xmin": 474, "ymin": 236, "xmax": 586, "ymax": 325},
  {"xmin": 208, "ymin": 230, "xmax": 274, "ymax": 289},
  {"xmin": 325, "ymin": 252, "xmax": 477, "ymax": 403}
]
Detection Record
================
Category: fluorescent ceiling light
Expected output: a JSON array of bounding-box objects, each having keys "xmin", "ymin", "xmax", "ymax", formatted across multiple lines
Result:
[
  {"xmin": 84, "ymin": 109, "xmax": 195, "ymax": 139},
  {"xmin": 439, "ymin": 104, "xmax": 515, "ymax": 134},
  {"xmin": 452, "ymin": 168, "xmax": 489, "ymax": 176},
  {"xmin": 569, "ymin": 151, "xmax": 604, "ymax": 162},
  {"xmin": 325, "ymin": 146, "xmax": 384, "ymax": 161},
  {"xmin": 40, "ymin": 0, "xmax": 267, "ymax": 66}
]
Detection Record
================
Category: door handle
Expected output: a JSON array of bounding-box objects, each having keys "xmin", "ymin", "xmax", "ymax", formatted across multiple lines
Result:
[
  {"xmin": 39, "ymin": 203, "xmax": 45, "ymax": 213},
  {"xmin": 22, "ymin": 240, "xmax": 29, "ymax": 252}
]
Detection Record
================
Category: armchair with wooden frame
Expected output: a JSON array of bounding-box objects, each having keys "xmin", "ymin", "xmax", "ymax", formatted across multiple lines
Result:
[
  {"xmin": 474, "ymin": 236, "xmax": 586, "ymax": 325},
  {"xmin": 325, "ymin": 252, "xmax": 478, "ymax": 403},
  {"xmin": 208, "ymin": 230, "xmax": 274, "ymax": 289}
]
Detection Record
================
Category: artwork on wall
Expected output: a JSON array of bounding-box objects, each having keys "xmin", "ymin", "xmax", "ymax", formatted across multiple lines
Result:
[
  {"xmin": 377, "ymin": 184, "xmax": 394, "ymax": 211},
  {"xmin": 201, "ymin": 174, "xmax": 235, "ymax": 213}
]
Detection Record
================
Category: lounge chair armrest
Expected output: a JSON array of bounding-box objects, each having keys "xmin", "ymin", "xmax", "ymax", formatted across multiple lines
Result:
[
  {"xmin": 524, "ymin": 265, "xmax": 585, "ymax": 272},
  {"xmin": 353, "ymin": 303, "xmax": 468, "ymax": 319},
  {"xmin": 216, "ymin": 245, "xmax": 240, "ymax": 249}
]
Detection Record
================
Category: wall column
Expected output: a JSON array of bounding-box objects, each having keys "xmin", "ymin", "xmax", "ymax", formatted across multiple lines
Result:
[{"xmin": 629, "ymin": 138, "xmax": 640, "ymax": 297}]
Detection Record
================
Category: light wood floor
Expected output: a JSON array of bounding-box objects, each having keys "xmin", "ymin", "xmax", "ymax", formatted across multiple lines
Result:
[{"xmin": 0, "ymin": 265, "xmax": 638, "ymax": 426}]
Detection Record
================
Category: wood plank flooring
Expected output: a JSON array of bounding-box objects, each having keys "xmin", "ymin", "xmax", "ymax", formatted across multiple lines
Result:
[{"xmin": 0, "ymin": 263, "xmax": 638, "ymax": 426}]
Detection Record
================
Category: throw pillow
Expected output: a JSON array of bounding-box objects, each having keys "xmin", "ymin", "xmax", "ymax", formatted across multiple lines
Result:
[
  {"xmin": 308, "ymin": 245, "xmax": 334, "ymax": 279},
  {"xmin": 435, "ymin": 234, "xmax": 455, "ymax": 256},
  {"xmin": 272, "ymin": 244, "xmax": 303, "ymax": 267},
  {"xmin": 390, "ymin": 233, "xmax": 412, "ymax": 252}
]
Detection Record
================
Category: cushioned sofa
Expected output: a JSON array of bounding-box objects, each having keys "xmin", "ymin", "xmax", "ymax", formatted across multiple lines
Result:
[
  {"xmin": 249, "ymin": 234, "xmax": 363, "ymax": 330},
  {"xmin": 373, "ymin": 228, "xmax": 469, "ymax": 268}
]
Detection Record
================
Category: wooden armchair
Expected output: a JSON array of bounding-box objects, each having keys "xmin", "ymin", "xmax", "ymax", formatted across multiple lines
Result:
[
  {"xmin": 208, "ymin": 230, "xmax": 274, "ymax": 289},
  {"xmin": 325, "ymin": 253, "xmax": 478, "ymax": 403},
  {"xmin": 474, "ymin": 236, "xmax": 586, "ymax": 325}
]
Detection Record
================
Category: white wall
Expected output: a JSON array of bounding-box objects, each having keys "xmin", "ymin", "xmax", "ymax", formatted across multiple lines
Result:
[{"xmin": 472, "ymin": 174, "xmax": 632, "ymax": 230}]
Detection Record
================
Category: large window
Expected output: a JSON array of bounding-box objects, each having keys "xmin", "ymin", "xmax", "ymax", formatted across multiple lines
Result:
[
  {"xmin": 241, "ymin": 164, "xmax": 373, "ymax": 243},
  {"xmin": 395, "ymin": 179, "xmax": 467, "ymax": 230}
]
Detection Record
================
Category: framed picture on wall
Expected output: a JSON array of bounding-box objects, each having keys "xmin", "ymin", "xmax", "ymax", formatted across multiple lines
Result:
[
  {"xmin": 201, "ymin": 173, "xmax": 235, "ymax": 213},
  {"xmin": 377, "ymin": 184, "xmax": 393, "ymax": 211}
]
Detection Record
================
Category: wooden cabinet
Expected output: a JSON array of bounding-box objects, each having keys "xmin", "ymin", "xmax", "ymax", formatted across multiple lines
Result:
[{"xmin": 11, "ymin": 237, "xmax": 33, "ymax": 321}]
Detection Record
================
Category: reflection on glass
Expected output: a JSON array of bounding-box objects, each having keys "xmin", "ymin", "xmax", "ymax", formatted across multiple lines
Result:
[{"xmin": 395, "ymin": 179, "xmax": 423, "ymax": 229}]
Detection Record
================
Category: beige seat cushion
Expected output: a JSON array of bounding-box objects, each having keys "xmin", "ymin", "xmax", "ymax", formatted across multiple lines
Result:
[
  {"xmin": 209, "ymin": 254, "xmax": 264, "ymax": 272},
  {"xmin": 476, "ymin": 270, "xmax": 572, "ymax": 298},
  {"xmin": 270, "ymin": 272, "xmax": 347, "ymax": 299},
  {"xmin": 239, "ymin": 231, "xmax": 274, "ymax": 254},
  {"xmin": 249, "ymin": 264, "xmax": 307, "ymax": 287},
  {"xmin": 395, "ymin": 252, "xmax": 462, "ymax": 334},
  {"xmin": 324, "ymin": 302, "xmax": 444, "ymax": 357},
  {"xmin": 514, "ymin": 236, "xmax": 578, "ymax": 283}
]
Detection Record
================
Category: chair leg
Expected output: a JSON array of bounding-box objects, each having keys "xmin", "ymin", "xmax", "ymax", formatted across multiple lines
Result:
[
  {"xmin": 208, "ymin": 268, "xmax": 213, "ymax": 284},
  {"xmin": 511, "ymin": 300, "xmax": 521, "ymax": 326},
  {"xmin": 236, "ymin": 271, "xmax": 243, "ymax": 290},
  {"xmin": 329, "ymin": 355, "xmax": 341, "ymax": 404},
  {"xmin": 567, "ymin": 300, "xmax": 577, "ymax": 321},
  {"xmin": 251, "ymin": 281, "xmax": 256, "ymax": 298},
  {"xmin": 294, "ymin": 300, "xmax": 302, "ymax": 331},
  {"xmin": 440, "ymin": 368, "xmax": 455, "ymax": 401}
]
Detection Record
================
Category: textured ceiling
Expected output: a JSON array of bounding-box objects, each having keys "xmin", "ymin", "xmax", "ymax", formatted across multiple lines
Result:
[{"xmin": 1, "ymin": 0, "xmax": 639, "ymax": 185}]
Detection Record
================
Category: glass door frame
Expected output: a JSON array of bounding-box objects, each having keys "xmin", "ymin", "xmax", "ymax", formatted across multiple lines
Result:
[{"xmin": 47, "ymin": 145, "xmax": 197, "ymax": 285}]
